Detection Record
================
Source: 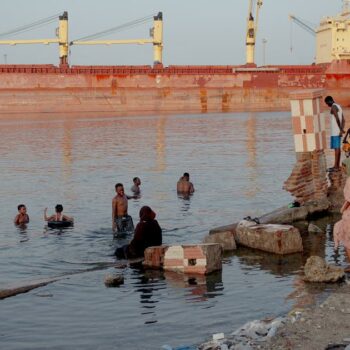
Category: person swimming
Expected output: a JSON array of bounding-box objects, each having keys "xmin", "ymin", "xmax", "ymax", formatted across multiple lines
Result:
[
  {"xmin": 131, "ymin": 177, "xmax": 141, "ymax": 195},
  {"xmin": 14, "ymin": 204, "xmax": 29, "ymax": 225},
  {"xmin": 44, "ymin": 204, "xmax": 74, "ymax": 223},
  {"xmin": 177, "ymin": 172, "xmax": 195, "ymax": 194}
]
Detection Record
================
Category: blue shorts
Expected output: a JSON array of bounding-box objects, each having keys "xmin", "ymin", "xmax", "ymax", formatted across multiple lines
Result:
[{"xmin": 330, "ymin": 136, "xmax": 341, "ymax": 149}]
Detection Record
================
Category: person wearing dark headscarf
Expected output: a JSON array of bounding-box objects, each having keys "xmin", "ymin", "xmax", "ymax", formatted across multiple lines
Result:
[{"xmin": 115, "ymin": 206, "xmax": 162, "ymax": 259}]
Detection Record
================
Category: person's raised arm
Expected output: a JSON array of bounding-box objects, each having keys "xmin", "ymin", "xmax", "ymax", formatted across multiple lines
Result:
[{"xmin": 44, "ymin": 208, "xmax": 49, "ymax": 221}]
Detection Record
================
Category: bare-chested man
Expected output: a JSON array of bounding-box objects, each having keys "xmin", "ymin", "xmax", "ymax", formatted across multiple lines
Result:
[
  {"xmin": 177, "ymin": 172, "xmax": 195, "ymax": 194},
  {"xmin": 112, "ymin": 183, "xmax": 136, "ymax": 233},
  {"xmin": 14, "ymin": 204, "xmax": 29, "ymax": 225}
]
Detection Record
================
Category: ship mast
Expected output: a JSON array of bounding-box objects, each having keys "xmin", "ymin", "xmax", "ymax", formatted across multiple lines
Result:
[{"xmin": 245, "ymin": 0, "xmax": 263, "ymax": 65}]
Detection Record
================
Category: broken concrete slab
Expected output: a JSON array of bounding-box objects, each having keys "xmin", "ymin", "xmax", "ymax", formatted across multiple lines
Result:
[
  {"xmin": 259, "ymin": 199, "xmax": 330, "ymax": 225},
  {"xmin": 144, "ymin": 244, "xmax": 222, "ymax": 275},
  {"xmin": 203, "ymin": 231, "xmax": 237, "ymax": 251},
  {"xmin": 235, "ymin": 221, "xmax": 303, "ymax": 255}
]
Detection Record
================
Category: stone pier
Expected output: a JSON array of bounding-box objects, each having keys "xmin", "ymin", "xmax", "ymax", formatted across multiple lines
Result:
[{"xmin": 283, "ymin": 89, "xmax": 329, "ymax": 204}]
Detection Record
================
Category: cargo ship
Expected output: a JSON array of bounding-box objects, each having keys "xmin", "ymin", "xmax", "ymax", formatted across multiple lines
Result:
[{"xmin": 0, "ymin": 1, "xmax": 350, "ymax": 116}]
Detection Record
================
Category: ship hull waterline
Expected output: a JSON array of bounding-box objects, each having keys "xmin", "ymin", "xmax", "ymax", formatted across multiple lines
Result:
[{"xmin": 0, "ymin": 60, "xmax": 348, "ymax": 117}]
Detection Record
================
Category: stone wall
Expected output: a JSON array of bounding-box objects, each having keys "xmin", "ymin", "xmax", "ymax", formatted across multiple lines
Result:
[{"xmin": 283, "ymin": 150, "xmax": 328, "ymax": 204}]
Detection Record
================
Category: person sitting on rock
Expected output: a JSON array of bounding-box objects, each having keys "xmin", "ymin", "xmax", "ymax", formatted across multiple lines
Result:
[
  {"xmin": 115, "ymin": 206, "xmax": 162, "ymax": 259},
  {"xmin": 334, "ymin": 177, "xmax": 350, "ymax": 269}
]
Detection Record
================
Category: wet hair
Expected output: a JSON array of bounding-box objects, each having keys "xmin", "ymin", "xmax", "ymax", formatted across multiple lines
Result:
[
  {"xmin": 183, "ymin": 172, "xmax": 190, "ymax": 178},
  {"xmin": 55, "ymin": 204, "xmax": 63, "ymax": 213},
  {"xmin": 115, "ymin": 183, "xmax": 123, "ymax": 190},
  {"xmin": 133, "ymin": 177, "xmax": 139, "ymax": 183},
  {"xmin": 18, "ymin": 204, "xmax": 26, "ymax": 211},
  {"xmin": 325, "ymin": 96, "xmax": 334, "ymax": 105}
]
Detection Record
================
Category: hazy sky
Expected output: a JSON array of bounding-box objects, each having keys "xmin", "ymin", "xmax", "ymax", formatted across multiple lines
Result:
[{"xmin": 0, "ymin": 0, "xmax": 344, "ymax": 66}]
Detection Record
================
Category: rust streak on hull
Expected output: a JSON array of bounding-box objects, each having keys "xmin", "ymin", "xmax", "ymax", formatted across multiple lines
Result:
[{"xmin": 0, "ymin": 61, "xmax": 348, "ymax": 116}]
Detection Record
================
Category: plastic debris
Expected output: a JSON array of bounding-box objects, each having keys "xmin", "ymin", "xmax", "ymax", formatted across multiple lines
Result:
[{"xmin": 213, "ymin": 333, "xmax": 225, "ymax": 341}]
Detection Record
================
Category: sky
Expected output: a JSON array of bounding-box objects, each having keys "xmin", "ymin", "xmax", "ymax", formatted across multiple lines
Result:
[{"xmin": 0, "ymin": 0, "xmax": 344, "ymax": 67}]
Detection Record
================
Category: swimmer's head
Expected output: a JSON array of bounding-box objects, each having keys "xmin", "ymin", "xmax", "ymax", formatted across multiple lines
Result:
[
  {"xmin": 55, "ymin": 204, "xmax": 63, "ymax": 213},
  {"xmin": 115, "ymin": 183, "xmax": 124, "ymax": 195},
  {"xmin": 133, "ymin": 177, "xmax": 141, "ymax": 185},
  {"xmin": 17, "ymin": 204, "xmax": 26, "ymax": 213},
  {"xmin": 183, "ymin": 172, "xmax": 190, "ymax": 180}
]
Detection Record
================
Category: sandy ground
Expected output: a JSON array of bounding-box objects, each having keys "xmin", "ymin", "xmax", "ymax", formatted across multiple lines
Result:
[{"xmin": 261, "ymin": 284, "xmax": 350, "ymax": 350}]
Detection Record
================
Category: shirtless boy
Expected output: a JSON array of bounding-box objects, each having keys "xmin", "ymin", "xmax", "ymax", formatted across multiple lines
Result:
[
  {"xmin": 14, "ymin": 204, "xmax": 29, "ymax": 225},
  {"xmin": 112, "ymin": 183, "xmax": 135, "ymax": 233},
  {"xmin": 177, "ymin": 172, "xmax": 195, "ymax": 194}
]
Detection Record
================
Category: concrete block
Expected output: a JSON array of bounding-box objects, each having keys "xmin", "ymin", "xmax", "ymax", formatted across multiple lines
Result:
[
  {"xmin": 235, "ymin": 221, "xmax": 303, "ymax": 255},
  {"xmin": 203, "ymin": 231, "xmax": 237, "ymax": 251},
  {"xmin": 143, "ymin": 244, "xmax": 222, "ymax": 275},
  {"xmin": 143, "ymin": 245, "xmax": 168, "ymax": 269}
]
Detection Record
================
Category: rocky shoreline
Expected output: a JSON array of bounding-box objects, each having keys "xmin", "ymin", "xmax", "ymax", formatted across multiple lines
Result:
[
  {"xmin": 260, "ymin": 283, "xmax": 350, "ymax": 350},
  {"xmin": 199, "ymin": 282, "xmax": 350, "ymax": 350}
]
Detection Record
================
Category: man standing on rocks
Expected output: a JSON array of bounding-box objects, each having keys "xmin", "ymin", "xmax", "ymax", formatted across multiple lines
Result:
[{"xmin": 325, "ymin": 96, "xmax": 345, "ymax": 171}]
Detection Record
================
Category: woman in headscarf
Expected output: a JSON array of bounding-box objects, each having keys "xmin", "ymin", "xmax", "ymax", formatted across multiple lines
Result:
[
  {"xmin": 334, "ymin": 177, "xmax": 350, "ymax": 262},
  {"xmin": 115, "ymin": 206, "xmax": 162, "ymax": 259}
]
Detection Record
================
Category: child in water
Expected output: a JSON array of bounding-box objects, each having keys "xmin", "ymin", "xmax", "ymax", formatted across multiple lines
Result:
[
  {"xmin": 14, "ymin": 204, "xmax": 29, "ymax": 225},
  {"xmin": 44, "ymin": 204, "xmax": 74, "ymax": 222},
  {"xmin": 334, "ymin": 177, "xmax": 350, "ymax": 267}
]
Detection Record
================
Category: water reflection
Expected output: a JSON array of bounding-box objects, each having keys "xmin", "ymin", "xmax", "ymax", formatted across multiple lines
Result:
[
  {"xmin": 234, "ymin": 248, "xmax": 303, "ymax": 276},
  {"xmin": 244, "ymin": 113, "xmax": 258, "ymax": 198},
  {"xmin": 177, "ymin": 193, "xmax": 192, "ymax": 212},
  {"xmin": 130, "ymin": 268, "xmax": 223, "ymax": 324},
  {"xmin": 164, "ymin": 270, "xmax": 223, "ymax": 302},
  {"xmin": 17, "ymin": 225, "xmax": 29, "ymax": 243},
  {"xmin": 155, "ymin": 116, "xmax": 166, "ymax": 172}
]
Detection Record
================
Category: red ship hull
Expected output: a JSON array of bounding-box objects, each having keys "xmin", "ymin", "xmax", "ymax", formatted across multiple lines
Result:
[{"xmin": 0, "ymin": 60, "xmax": 348, "ymax": 116}]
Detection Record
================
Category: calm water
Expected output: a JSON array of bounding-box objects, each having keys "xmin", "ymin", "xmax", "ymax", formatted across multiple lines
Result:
[{"xmin": 0, "ymin": 112, "xmax": 346, "ymax": 349}]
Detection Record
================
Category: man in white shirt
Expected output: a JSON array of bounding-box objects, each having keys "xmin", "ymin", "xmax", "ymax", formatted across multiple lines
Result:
[{"xmin": 325, "ymin": 96, "xmax": 345, "ymax": 171}]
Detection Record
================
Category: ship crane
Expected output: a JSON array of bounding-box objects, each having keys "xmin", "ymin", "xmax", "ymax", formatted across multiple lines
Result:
[
  {"xmin": 0, "ymin": 12, "xmax": 69, "ymax": 66},
  {"xmin": 70, "ymin": 12, "xmax": 163, "ymax": 65},
  {"xmin": 245, "ymin": 0, "xmax": 263, "ymax": 65},
  {"xmin": 289, "ymin": 15, "xmax": 316, "ymax": 36},
  {"xmin": 0, "ymin": 12, "xmax": 163, "ymax": 66}
]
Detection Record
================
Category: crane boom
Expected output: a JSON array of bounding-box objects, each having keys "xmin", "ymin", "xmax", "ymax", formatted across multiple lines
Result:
[
  {"xmin": 289, "ymin": 14, "xmax": 316, "ymax": 36},
  {"xmin": 245, "ymin": 0, "xmax": 263, "ymax": 65}
]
